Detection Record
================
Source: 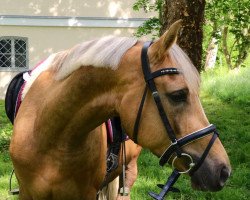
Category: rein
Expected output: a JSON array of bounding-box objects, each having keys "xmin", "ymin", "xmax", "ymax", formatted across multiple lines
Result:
[{"xmin": 133, "ymin": 42, "xmax": 219, "ymax": 200}]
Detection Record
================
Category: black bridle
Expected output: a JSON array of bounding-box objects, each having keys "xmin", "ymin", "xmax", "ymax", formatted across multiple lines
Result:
[{"xmin": 133, "ymin": 42, "xmax": 219, "ymax": 200}]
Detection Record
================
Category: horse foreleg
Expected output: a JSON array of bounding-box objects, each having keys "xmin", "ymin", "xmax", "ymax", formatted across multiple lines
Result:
[
  {"xmin": 98, "ymin": 147, "xmax": 141, "ymax": 200},
  {"xmin": 97, "ymin": 141, "xmax": 141, "ymax": 200}
]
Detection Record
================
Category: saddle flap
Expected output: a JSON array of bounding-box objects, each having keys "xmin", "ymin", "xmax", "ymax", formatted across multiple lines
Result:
[{"xmin": 5, "ymin": 71, "xmax": 28, "ymax": 124}]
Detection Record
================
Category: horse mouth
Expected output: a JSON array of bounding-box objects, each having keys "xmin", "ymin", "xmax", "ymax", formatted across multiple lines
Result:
[
  {"xmin": 189, "ymin": 160, "xmax": 231, "ymax": 192},
  {"xmin": 190, "ymin": 175, "xmax": 224, "ymax": 192}
]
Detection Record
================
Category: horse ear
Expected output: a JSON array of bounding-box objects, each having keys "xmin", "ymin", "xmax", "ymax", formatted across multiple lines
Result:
[
  {"xmin": 161, "ymin": 19, "xmax": 182, "ymax": 50},
  {"xmin": 149, "ymin": 19, "xmax": 182, "ymax": 63}
]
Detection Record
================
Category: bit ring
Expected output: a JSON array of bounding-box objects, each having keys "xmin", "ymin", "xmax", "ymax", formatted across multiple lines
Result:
[{"xmin": 172, "ymin": 153, "xmax": 195, "ymax": 174}]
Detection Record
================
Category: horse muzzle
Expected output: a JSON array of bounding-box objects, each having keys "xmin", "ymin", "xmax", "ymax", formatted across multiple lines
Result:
[{"xmin": 190, "ymin": 158, "xmax": 231, "ymax": 192}]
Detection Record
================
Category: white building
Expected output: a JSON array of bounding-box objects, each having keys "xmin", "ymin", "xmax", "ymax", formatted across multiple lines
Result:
[{"xmin": 0, "ymin": 0, "xmax": 153, "ymax": 99}]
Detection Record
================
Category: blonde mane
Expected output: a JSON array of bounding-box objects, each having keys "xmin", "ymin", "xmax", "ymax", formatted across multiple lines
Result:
[
  {"xmin": 52, "ymin": 38, "xmax": 199, "ymax": 92},
  {"xmin": 169, "ymin": 44, "xmax": 200, "ymax": 92},
  {"xmin": 22, "ymin": 37, "xmax": 199, "ymax": 99},
  {"xmin": 53, "ymin": 36, "xmax": 138, "ymax": 80}
]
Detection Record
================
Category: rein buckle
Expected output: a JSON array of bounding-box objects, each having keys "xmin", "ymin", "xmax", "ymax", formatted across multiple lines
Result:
[{"xmin": 152, "ymin": 91, "xmax": 159, "ymax": 98}]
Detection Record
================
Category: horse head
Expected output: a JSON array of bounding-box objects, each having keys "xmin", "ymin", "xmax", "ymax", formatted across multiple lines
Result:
[{"xmin": 118, "ymin": 20, "xmax": 231, "ymax": 192}]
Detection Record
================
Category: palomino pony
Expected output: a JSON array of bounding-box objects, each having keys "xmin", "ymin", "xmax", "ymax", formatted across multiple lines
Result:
[{"xmin": 9, "ymin": 20, "xmax": 231, "ymax": 200}]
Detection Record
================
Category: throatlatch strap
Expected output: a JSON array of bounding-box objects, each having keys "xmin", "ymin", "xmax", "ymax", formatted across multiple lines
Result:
[{"xmin": 133, "ymin": 87, "xmax": 148, "ymax": 144}]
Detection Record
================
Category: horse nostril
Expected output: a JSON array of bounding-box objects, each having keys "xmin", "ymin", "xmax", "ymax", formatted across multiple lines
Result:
[{"xmin": 219, "ymin": 166, "xmax": 230, "ymax": 187}]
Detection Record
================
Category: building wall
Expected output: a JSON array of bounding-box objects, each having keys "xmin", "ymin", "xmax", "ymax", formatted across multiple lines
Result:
[
  {"xmin": 0, "ymin": 0, "xmax": 150, "ymax": 18},
  {"xmin": 0, "ymin": 0, "xmax": 155, "ymax": 99}
]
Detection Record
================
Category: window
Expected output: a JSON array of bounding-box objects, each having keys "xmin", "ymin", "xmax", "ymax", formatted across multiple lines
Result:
[{"xmin": 0, "ymin": 37, "xmax": 28, "ymax": 70}]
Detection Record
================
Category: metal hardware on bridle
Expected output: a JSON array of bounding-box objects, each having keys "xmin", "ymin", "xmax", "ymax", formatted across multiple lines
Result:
[
  {"xmin": 171, "ymin": 153, "xmax": 194, "ymax": 174},
  {"xmin": 133, "ymin": 41, "xmax": 220, "ymax": 200}
]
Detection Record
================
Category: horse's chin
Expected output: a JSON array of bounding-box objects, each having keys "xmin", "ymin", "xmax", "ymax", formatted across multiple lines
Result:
[
  {"xmin": 191, "ymin": 179, "xmax": 210, "ymax": 191},
  {"xmin": 190, "ymin": 176, "xmax": 224, "ymax": 192},
  {"xmin": 189, "ymin": 161, "xmax": 230, "ymax": 192}
]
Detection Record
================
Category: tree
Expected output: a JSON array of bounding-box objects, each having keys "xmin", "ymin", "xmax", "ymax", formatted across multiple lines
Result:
[
  {"xmin": 160, "ymin": 0, "xmax": 206, "ymax": 72},
  {"xmin": 205, "ymin": 0, "xmax": 249, "ymax": 69},
  {"xmin": 133, "ymin": 0, "xmax": 250, "ymax": 70},
  {"xmin": 133, "ymin": 0, "xmax": 163, "ymax": 38},
  {"xmin": 133, "ymin": 0, "xmax": 206, "ymax": 72}
]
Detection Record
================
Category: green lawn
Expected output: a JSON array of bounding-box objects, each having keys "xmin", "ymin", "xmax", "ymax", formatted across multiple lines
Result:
[
  {"xmin": 0, "ymin": 68, "xmax": 249, "ymax": 199},
  {"xmin": 0, "ymin": 100, "xmax": 18, "ymax": 200}
]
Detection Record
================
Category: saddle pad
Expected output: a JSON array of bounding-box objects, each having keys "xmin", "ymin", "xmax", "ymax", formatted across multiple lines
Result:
[
  {"xmin": 106, "ymin": 117, "xmax": 128, "ymax": 144},
  {"xmin": 5, "ymin": 71, "xmax": 29, "ymax": 124}
]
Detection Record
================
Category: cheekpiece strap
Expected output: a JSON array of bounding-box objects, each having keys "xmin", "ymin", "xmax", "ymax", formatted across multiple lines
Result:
[
  {"xmin": 133, "ymin": 87, "xmax": 148, "ymax": 144},
  {"xmin": 140, "ymin": 42, "xmax": 180, "ymax": 144}
]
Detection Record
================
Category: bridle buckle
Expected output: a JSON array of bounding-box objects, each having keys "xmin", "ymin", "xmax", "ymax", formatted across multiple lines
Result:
[
  {"xmin": 152, "ymin": 91, "xmax": 159, "ymax": 98},
  {"xmin": 171, "ymin": 139, "xmax": 178, "ymax": 146}
]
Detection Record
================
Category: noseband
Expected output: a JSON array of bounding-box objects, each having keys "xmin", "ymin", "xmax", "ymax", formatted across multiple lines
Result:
[{"xmin": 133, "ymin": 42, "xmax": 219, "ymax": 200}]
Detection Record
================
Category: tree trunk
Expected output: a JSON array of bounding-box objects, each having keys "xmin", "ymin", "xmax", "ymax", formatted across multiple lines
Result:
[
  {"xmin": 205, "ymin": 37, "xmax": 218, "ymax": 70},
  {"xmin": 160, "ymin": 0, "xmax": 206, "ymax": 72},
  {"xmin": 222, "ymin": 26, "xmax": 248, "ymax": 69},
  {"xmin": 222, "ymin": 26, "xmax": 233, "ymax": 69}
]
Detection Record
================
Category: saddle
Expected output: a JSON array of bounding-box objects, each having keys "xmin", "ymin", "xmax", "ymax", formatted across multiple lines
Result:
[
  {"xmin": 106, "ymin": 117, "xmax": 127, "ymax": 173},
  {"xmin": 5, "ymin": 71, "xmax": 29, "ymax": 124}
]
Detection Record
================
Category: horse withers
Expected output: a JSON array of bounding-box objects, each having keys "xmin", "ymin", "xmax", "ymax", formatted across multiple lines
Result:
[{"xmin": 9, "ymin": 20, "xmax": 231, "ymax": 200}]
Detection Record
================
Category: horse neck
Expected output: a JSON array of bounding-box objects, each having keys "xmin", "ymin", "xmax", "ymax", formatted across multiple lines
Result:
[
  {"xmin": 34, "ymin": 41, "xmax": 144, "ymax": 152},
  {"xmin": 37, "ymin": 66, "xmax": 122, "ymax": 151},
  {"xmin": 63, "ymin": 66, "xmax": 121, "ymax": 126}
]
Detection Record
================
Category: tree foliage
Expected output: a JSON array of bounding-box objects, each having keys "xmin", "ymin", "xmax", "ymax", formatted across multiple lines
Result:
[
  {"xmin": 206, "ymin": 0, "xmax": 249, "ymax": 69},
  {"xmin": 133, "ymin": 0, "xmax": 250, "ymax": 69},
  {"xmin": 133, "ymin": 0, "xmax": 206, "ymax": 71},
  {"xmin": 133, "ymin": 0, "xmax": 163, "ymax": 38}
]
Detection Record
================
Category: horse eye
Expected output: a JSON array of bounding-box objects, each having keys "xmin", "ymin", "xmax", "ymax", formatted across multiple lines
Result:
[{"xmin": 167, "ymin": 90, "xmax": 188, "ymax": 103}]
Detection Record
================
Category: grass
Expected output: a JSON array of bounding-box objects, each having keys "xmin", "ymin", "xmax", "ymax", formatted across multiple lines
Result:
[
  {"xmin": 0, "ymin": 68, "xmax": 249, "ymax": 199},
  {"xmin": 201, "ymin": 67, "xmax": 250, "ymax": 106},
  {"xmin": 0, "ymin": 100, "xmax": 18, "ymax": 200}
]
